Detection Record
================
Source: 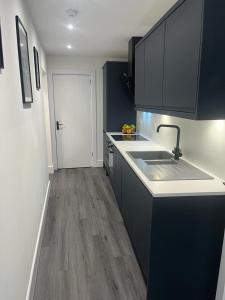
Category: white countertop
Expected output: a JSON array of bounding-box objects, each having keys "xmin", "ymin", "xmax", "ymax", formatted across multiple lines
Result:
[{"xmin": 107, "ymin": 132, "xmax": 225, "ymax": 198}]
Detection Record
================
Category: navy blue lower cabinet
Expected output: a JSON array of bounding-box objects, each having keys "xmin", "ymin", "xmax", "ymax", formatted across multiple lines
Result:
[
  {"xmin": 103, "ymin": 133, "xmax": 111, "ymax": 175},
  {"xmin": 109, "ymin": 152, "xmax": 225, "ymax": 299},
  {"xmin": 122, "ymin": 159, "xmax": 153, "ymax": 281},
  {"xmin": 112, "ymin": 147, "xmax": 123, "ymax": 210},
  {"xmin": 147, "ymin": 195, "xmax": 225, "ymax": 300}
]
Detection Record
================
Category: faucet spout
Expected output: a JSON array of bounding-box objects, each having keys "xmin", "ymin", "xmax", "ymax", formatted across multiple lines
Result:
[{"xmin": 156, "ymin": 124, "xmax": 182, "ymax": 160}]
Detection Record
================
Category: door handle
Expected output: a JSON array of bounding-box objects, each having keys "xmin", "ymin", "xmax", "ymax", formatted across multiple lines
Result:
[{"xmin": 56, "ymin": 121, "xmax": 63, "ymax": 130}]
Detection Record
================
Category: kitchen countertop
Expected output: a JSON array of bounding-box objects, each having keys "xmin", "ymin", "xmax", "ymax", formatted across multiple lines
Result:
[{"xmin": 107, "ymin": 132, "xmax": 225, "ymax": 198}]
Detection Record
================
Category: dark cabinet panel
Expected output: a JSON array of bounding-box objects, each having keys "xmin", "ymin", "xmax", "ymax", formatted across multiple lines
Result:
[
  {"xmin": 135, "ymin": 42, "xmax": 145, "ymax": 106},
  {"xmin": 103, "ymin": 134, "xmax": 107, "ymax": 169},
  {"xmin": 197, "ymin": 0, "xmax": 225, "ymax": 119},
  {"xmin": 128, "ymin": 37, "xmax": 142, "ymax": 79},
  {"xmin": 145, "ymin": 24, "xmax": 165, "ymax": 108},
  {"xmin": 103, "ymin": 66, "xmax": 107, "ymax": 132},
  {"xmin": 148, "ymin": 195, "xmax": 225, "ymax": 300},
  {"xmin": 103, "ymin": 133, "xmax": 111, "ymax": 175},
  {"xmin": 135, "ymin": 0, "xmax": 225, "ymax": 120},
  {"xmin": 122, "ymin": 159, "xmax": 153, "ymax": 280},
  {"xmin": 103, "ymin": 62, "xmax": 136, "ymax": 132},
  {"xmin": 106, "ymin": 141, "xmax": 225, "ymax": 300},
  {"xmin": 163, "ymin": 0, "xmax": 203, "ymax": 111},
  {"xmin": 121, "ymin": 160, "xmax": 133, "ymax": 233},
  {"xmin": 113, "ymin": 147, "xmax": 123, "ymax": 210},
  {"xmin": 106, "ymin": 143, "xmax": 225, "ymax": 299}
]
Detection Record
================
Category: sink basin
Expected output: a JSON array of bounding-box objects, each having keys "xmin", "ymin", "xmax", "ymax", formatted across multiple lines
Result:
[
  {"xmin": 128, "ymin": 151, "xmax": 173, "ymax": 161},
  {"xmin": 145, "ymin": 159, "xmax": 177, "ymax": 166},
  {"xmin": 127, "ymin": 151, "xmax": 213, "ymax": 181}
]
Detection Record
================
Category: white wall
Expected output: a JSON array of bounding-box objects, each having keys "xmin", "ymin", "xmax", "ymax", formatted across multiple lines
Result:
[
  {"xmin": 137, "ymin": 111, "xmax": 225, "ymax": 300},
  {"xmin": 0, "ymin": 0, "xmax": 49, "ymax": 299},
  {"xmin": 47, "ymin": 55, "xmax": 126, "ymax": 169},
  {"xmin": 41, "ymin": 69, "xmax": 54, "ymax": 174}
]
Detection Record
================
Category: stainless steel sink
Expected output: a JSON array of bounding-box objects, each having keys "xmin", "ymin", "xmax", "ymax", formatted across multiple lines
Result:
[
  {"xmin": 129, "ymin": 151, "xmax": 172, "ymax": 161},
  {"xmin": 145, "ymin": 159, "xmax": 177, "ymax": 166},
  {"xmin": 127, "ymin": 151, "xmax": 213, "ymax": 181}
]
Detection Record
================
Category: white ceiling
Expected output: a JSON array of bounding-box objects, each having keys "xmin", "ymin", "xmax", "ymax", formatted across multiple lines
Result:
[{"xmin": 26, "ymin": 0, "xmax": 177, "ymax": 56}]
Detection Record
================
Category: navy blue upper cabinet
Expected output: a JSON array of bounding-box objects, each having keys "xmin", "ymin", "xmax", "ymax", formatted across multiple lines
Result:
[
  {"xmin": 163, "ymin": 0, "xmax": 203, "ymax": 112},
  {"xmin": 135, "ymin": 0, "xmax": 225, "ymax": 120},
  {"xmin": 135, "ymin": 42, "xmax": 145, "ymax": 107},
  {"xmin": 145, "ymin": 23, "xmax": 165, "ymax": 108}
]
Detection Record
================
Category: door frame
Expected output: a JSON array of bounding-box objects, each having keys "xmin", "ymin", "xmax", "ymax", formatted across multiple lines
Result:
[{"xmin": 48, "ymin": 70, "xmax": 97, "ymax": 170}]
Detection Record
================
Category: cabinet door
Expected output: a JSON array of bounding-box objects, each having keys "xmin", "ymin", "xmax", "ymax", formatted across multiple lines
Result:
[
  {"xmin": 135, "ymin": 42, "xmax": 145, "ymax": 107},
  {"xmin": 122, "ymin": 160, "xmax": 153, "ymax": 280},
  {"xmin": 145, "ymin": 24, "xmax": 165, "ymax": 107},
  {"xmin": 163, "ymin": 0, "xmax": 203, "ymax": 111},
  {"xmin": 113, "ymin": 147, "xmax": 122, "ymax": 210}
]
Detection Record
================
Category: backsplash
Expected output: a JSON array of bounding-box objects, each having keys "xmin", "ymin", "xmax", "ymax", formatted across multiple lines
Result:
[{"xmin": 137, "ymin": 111, "xmax": 225, "ymax": 181}]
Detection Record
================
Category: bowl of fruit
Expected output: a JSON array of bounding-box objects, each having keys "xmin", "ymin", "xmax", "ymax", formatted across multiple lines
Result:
[{"xmin": 122, "ymin": 124, "xmax": 136, "ymax": 134}]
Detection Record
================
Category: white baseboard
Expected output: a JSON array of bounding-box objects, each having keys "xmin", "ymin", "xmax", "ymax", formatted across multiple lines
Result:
[
  {"xmin": 26, "ymin": 181, "xmax": 51, "ymax": 300},
  {"xmin": 48, "ymin": 165, "xmax": 54, "ymax": 174},
  {"xmin": 96, "ymin": 160, "xmax": 103, "ymax": 167}
]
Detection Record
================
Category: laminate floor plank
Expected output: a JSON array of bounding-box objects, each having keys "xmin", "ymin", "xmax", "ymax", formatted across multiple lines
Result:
[{"xmin": 33, "ymin": 168, "xmax": 146, "ymax": 300}]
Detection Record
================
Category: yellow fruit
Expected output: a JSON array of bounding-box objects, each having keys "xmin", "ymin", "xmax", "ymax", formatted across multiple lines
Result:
[{"xmin": 122, "ymin": 124, "xmax": 136, "ymax": 134}]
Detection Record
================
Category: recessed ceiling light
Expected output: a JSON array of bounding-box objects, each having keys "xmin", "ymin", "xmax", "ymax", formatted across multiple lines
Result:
[
  {"xmin": 67, "ymin": 44, "xmax": 72, "ymax": 49},
  {"xmin": 67, "ymin": 24, "xmax": 74, "ymax": 30}
]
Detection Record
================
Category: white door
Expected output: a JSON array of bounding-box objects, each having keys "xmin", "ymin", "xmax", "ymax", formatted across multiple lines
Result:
[{"xmin": 53, "ymin": 74, "xmax": 92, "ymax": 169}]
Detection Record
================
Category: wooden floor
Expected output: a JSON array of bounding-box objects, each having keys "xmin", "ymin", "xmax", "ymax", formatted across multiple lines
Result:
[{"xmin": 33, "ymin": 168, "xmax": 146, "ymax": 300}]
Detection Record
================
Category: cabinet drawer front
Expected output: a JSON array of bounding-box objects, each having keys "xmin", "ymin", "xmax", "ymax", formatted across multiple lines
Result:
[{"xmin": 163, "ymin": 0, "xmax": 203, "ymax": 111}]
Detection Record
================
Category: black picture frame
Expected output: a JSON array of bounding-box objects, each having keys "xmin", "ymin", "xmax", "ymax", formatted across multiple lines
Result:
[
  {"xmin": 0, "ymin": 20, "xmax": 4, "ymax": 69},
  {"xmin": 16, "ymin": 16, "xmax": 33, "ymax": 103},
  {"xmin": 33, "ymin": 47, "xmax": 41, "ymax": 90}
]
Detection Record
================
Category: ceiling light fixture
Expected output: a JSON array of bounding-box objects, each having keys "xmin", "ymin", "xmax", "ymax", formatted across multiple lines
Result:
[
  {"xmin": 67, "ymin": 24, "xmax": 74, "ymax": 30},
  {"xmin": 65, "ymin": 9, "xmax": 78, "ymax": 32},
  {"xmin": 67, "ymin": 44, "xmax": 72, "ymax": 49}
]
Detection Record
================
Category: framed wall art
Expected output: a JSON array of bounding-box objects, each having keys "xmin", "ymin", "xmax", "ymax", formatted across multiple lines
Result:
[
  {"xmin": 33, "ymin": 46, "xmax": 41, "ymax": 90},
  {"xmin": 16, "ymin": 15, "xmax": 33, "ymax": 103}
]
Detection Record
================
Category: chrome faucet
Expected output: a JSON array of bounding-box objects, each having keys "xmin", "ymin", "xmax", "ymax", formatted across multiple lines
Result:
[{"xmin": 157, "ymin": 124, "xmax": 182, "ymax": 160}]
